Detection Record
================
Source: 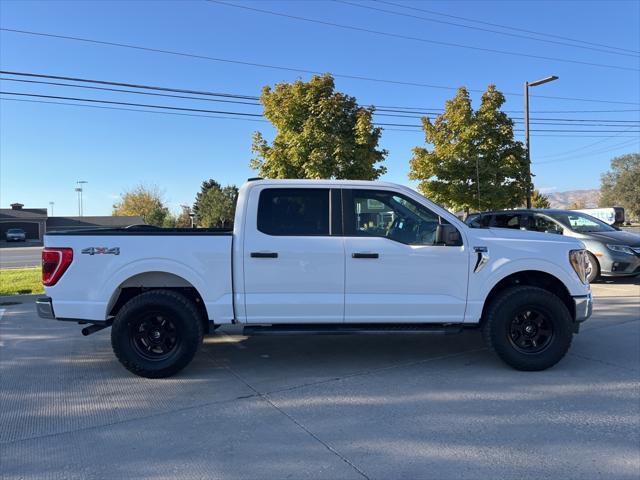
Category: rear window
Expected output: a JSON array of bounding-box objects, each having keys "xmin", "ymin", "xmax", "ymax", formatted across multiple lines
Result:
[{"xmin": 257, "ymin": 188, "xmax": 330, "ymax": 236}]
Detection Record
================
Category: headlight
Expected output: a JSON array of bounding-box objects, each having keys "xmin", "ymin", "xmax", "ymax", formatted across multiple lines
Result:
[
  {"xmin": 606, "ymin": 244, "xmax": 635, "ymax": 255},
  {"xmin": 569, "ymin": 249, "xmax": 588, "ymax": 284}
]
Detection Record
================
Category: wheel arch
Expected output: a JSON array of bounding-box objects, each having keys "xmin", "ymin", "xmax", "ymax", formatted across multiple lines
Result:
[
  {"xmin": 106, "ymin": 271, "xmax": 211, "ymax": 333},
  {"xmin": 480, "ymin": 270, "xmax": 575, "ymax": 323}
]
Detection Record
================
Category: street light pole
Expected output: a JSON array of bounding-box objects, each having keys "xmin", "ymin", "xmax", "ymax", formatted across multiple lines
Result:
[
  {"xmin": 49, "ymin": 201, "xmax": 54, "ymax": 216},
  {"xmin": 524, "ymin": 75, "xmax": 559, "ymax": 208},
  {"xmin": 76, "ymin": 180, "xmax": 88, "ymax": 216}
]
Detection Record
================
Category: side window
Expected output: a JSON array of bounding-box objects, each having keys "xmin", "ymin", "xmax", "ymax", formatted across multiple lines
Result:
[
  {"xmin": 257, "ymin": 188, "xmax": 330, "ymax": 236},
  {"xmin": 349, "ymin": 190, "xmax": 443, "ymax": 245},
  {"xmin": 492, "ymin": 213, "xmax": 522, "ymax": 229},
  {"xmin": 530, "ymin": 214, "xmax": 560, "ymax": 233}
]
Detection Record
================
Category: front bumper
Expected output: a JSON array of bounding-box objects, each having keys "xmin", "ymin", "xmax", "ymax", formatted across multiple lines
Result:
[
  {"xmin": 573, "ymin": 292, "xmax": 593, "ymax": 323},
  {"xmin": 36, "ymin": 296, "xmax": 55, "ymax": 319},
  {"xmin": 597, "ymin": 249, "xmax": 640, "ymax": 276}
]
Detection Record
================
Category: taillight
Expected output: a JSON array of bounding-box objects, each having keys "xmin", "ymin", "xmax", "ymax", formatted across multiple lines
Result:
[{"xmin": 42, "ymin": 248, "xmax": 73, "ymax": 286}]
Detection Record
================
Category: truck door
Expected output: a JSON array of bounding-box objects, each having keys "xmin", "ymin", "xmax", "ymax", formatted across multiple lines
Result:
[
  {"xmin": 342, "ymin": 188, "xmax": 469, "ymax": 323},
  {"xmin": 243, "ymin": 187, "xmax": 345, "ymax": 323}
]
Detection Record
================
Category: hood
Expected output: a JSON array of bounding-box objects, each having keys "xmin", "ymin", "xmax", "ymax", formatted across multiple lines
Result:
[
  {"xmin": 470, "ymin": 227, "xmax": 583, "ymax": 247},
  {"xmin": 585, "ymin": 230, "xmax": 640, "ymax": 246}
]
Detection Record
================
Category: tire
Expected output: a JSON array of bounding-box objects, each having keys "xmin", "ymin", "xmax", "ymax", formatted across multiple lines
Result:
[
  {"xmin": 111, "ymin": 290, "xmax": 204, "ymax": 378},
  {"xmin": 586, "ymin": 252, "xmax": 600, "ymax": 283},
  {"xmin": 482, "ymin": 286, "xmax": 573, "ymax": 371}
]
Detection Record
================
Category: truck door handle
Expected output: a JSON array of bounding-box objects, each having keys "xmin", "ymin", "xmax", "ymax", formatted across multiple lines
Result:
[
  {"xmin": 251, "ymin": 252, "xmax": 278, "ymax": 258},
  {"xmin": 352, "ymin": 252, "xmax": 379, "ymax": 259}
]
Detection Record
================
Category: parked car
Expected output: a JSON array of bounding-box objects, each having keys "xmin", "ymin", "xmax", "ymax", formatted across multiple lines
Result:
[
  {"xmin": 466, "ymin": 209, "xmax": 640, "ymax": 282},
  {"xmin": 575, "ymin": 207, "xmax": 625, "ymax": 226},
  {"xmin": 5, "ymin": 228, "xmax": 26, "ymax": 242},
  {"xmin": 37, "ymin": 179, "xmax": 593, "ymax": 378}
]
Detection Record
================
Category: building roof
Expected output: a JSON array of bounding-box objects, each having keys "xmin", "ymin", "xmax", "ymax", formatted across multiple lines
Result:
[
  {"xmin": 0, "ymin": 208, "xmax": 47, "ymax": 220},
  {"xmin": 46, "ymin": 216, "xmax": 145, "ymax": 229}
]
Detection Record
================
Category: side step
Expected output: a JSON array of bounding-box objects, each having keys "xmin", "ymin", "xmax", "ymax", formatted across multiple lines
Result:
[{"xmin": 242, "ymin": 323, "xmax": 464, "ymax": 336}]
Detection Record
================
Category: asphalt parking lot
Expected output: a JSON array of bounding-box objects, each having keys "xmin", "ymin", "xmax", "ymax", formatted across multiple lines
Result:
[{"xmin": 1, "ymin": 280, "xmax": 639, "ymax": 479}]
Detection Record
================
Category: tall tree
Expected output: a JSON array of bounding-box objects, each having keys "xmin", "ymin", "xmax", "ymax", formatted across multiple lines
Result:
[
  {"xmin": 176, "ymin": 205, "xmax": 193, "ymax": 228},
  {"xmin": 409, "ymin": 85, "xmax": 528, "ymax": 215},
  {"xmin": 112, "ymin": 185, "xmax": 169, "ymax": 226},
  {"xmin": 193, "ymin": 179, "xmax": 238, "ymax": 228},
  {"xmin": 599, "ymin": 153, "xmax": 640, "ymax": 220},
  {"xmin": 531, "ymin": 189, "xmax": 551, "ymax": 209},
  {"xmin": 251, "ymin": 74, "xmax": 387, "ymax": 180}
]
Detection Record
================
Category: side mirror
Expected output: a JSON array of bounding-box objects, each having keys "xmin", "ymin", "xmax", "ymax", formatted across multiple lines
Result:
[
  {"xmin": 545, "ymin": 225, "xmax": 563, "ymax": 235},
  {"xmin": 435, "ymin": 224, "xmax": 462, "ymax": 246}
]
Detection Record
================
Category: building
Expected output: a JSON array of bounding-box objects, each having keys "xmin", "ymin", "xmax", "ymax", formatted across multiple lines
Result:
[
  {"xmin": 0, "ymin": 204, "xmax": 48, "ymax": 241},
  {"xmin": 0, "ymin": 203, "xmax": 144, "ymax": 242}
]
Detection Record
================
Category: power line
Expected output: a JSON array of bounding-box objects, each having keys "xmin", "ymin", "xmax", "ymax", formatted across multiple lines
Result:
[
  {"xmin": 2, "ymin": 74, "xmax": 638, "ymax": 129},
  {"xmin": 0, "ymin": 69, "xmax": 260, "ymax": 100},
  {"xmin": 534, "ymin": 138, "xmax": 640, "ymax": 164},
  {"xmin": 0, "ymin": 91, "xmax": 264, "ymax": 117},
  {"xmin": 208, "ymin": 0, "xmax": 639, "ymax": 72},
  {"xmin": 0, "ymin": 97, "xmax": 269, "ymax": 123},
  {"xmin": 0, "ymin": 77, "xmax": 263, "ymax": 107},
  {"xmin": 379, "ymin": 127, "xmax": 638, "ymax": 138},
  {"xmin": 4, "ymin": 91, "xmax": 639, "ymax": 136},
  {"xmin": 7, "ymin": 76, "xmax": 637, "ymax": 126},
  {"xmin": 372, "ymin": 111, "xmax": 639, "ymax": 125},
  {"xmin": 334, "ymin": 0, "xmax": 639, "ymax": 58},
  {"xmin": 2, "ymin": 28, "xmax": 638, "ymax": 105},
  {"xmin": 373, "ymin": 104, "xmax": 640, "ymax": 114},
  {"xmin": 534, "ymin": 126, "xmax": 640, "ymax": 159},
  {"xmin": 0, "ymin": 28, "xmax": 638, "ymax": 105},
  {"xmin": 375, "ymin": 0, "xmax": 640, "ymax": 55},
  {"xmin": 2, "ymin": 70, "xmax": 639, "ymax": 126}
]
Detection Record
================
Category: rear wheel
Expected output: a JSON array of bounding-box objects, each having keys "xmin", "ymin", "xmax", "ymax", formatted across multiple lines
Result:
[
  {"xmin": 111, "ymin": 290, "xmax": 203, "ymax": 378},
  {"xmin": 482, "ymin": 286, "xmax": 573, "ymax": 371},
  {"xmin": 586, "ymin": 252, "xmax": 600, "ymax": 283}
]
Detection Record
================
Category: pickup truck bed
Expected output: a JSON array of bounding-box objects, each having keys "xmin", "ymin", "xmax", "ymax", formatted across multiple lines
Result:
[{"xmin": 44, "ymin": 228, "xmax": 235, "ymax": 324}]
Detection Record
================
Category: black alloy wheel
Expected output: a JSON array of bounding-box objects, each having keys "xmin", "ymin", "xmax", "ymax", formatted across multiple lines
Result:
[
  {"xmin": 508, "ymin": 308, "xmax": 554, "ymax": 354},
  {"xmin": 130, "ymin": 313, "xmax": 180, "ymax": 361}
]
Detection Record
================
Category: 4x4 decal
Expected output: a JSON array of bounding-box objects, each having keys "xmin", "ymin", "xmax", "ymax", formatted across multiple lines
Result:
[{"xmin": 81, "ymin": 247, "xmax": 120, "ymax": 255}]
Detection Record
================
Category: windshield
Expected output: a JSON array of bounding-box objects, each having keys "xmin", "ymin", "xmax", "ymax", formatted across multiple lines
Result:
[
  {"xmin": 7, "ymin": 229, "xmax": 24, "ymax": 234},
  {"xmin": 547, "ymin": 212, "xmax": 615, "ymax": 233}
]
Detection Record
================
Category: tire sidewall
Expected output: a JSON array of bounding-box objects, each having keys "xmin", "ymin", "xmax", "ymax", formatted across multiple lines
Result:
[
  {"xmin": 111, "ymin": 292, "xmax": 202, "ymax": 378},
  {"xmin": 586, "ymin": 252, "xmax": 600, "ymax": 283}
]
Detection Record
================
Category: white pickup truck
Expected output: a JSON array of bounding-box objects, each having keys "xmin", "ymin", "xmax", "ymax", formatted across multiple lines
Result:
[{"xmin": 37, "ymin": 179, "xmax": 593, "ymax": 378}]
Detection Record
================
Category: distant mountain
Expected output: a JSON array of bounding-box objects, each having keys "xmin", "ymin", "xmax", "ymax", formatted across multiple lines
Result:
[{"xmin": 545, "ymin": 189, "xmax": 601, "ymax": 209}]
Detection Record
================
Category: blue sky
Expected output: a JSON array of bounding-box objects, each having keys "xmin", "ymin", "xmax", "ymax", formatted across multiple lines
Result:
[{"xmin": 1, "ymin": 0, "xmax": 639, "ymax": 216}]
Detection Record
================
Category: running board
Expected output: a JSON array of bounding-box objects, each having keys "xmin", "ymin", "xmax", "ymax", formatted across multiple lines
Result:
[{"xmin": 242, "ymin": 323, "xmax": 464, "ymax": 336}]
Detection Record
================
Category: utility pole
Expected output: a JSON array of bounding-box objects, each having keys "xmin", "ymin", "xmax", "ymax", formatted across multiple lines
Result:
[
  {"xmin": 49, "ymin": 201, "xmax": 54, "ymax": 216},
  {"xmin": 76, "ymin": 180, "xmax": 88, "ymax": 216},
  {"xmin": 524, "ymin": 76, "xmax": 559, "ymax": 208}
]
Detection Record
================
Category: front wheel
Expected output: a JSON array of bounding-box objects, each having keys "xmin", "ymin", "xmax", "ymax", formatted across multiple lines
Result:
[
  {"xmin": 586, "ymin": 252, "xmax": 600, "ymax": 283},
  {"xmin": 482, "ymin": 286, "xmax": 573, "ymax": 371},
  {"xmin": 111, "ymin": 290, "xmax": 203, "ymax": 378}
]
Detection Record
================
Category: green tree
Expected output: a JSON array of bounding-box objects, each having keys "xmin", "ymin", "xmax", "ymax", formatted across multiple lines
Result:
[
  {"xmin": 193, "ymin": 180, "xmax": 238, "ymax": 228},
  {"xmin": 531, "ymin": 189, "xmax": 551, "ymax": 209},
  {"xmin": 162, "ymin": 214, "xmax": 177, "ymax": 228},
  {"xmin": 409, "ymin": 85, "xmax": 528, "ymax": 215},
  {"xmin": 599, "ymin": 153, "xmax": 640, "ymax": 220},
  {"xmin": 251, "ymin": 74, "xmax": 387, "ymax": 179},
  {"xmin": 112, "ymin": 185, "xmax": 169, "ymax": 226}
]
